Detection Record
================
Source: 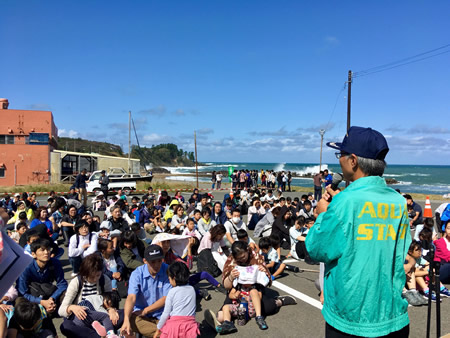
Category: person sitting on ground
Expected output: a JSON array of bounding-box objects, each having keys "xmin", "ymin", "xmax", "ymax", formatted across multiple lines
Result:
[
  {"xmin": 108, "ymin": 205, "xmax": 131, "ymax": 249},
  {"xmin": 297, "ymin": 200, "xmax": 314, "ymax": 219},
  {"xmin": 253, "ymin": 206, "xmax": 280, "ymax": 238},
  {"xmin": 247, "ymin": 198, "xmax": 266, "ymax": 231},
  {"xmin": 170, "ymin": 204, "xmax": 188, "ymax": 232},
  {"xmin": 18, "ymin": 238, "xmax": 68, "ymax": 315},
  {"xmin": 30, "ymin": 206, "xmax": 59, "ymax": 242},
  {"xmin": 197, "ymin": 207, "xmax": 216, "ymax": 237},
  {"xmin": 68, "ymin": 220, "xmax": 98, "ymax": 276},
  {"xmin": 402, "ymin": 240, "xmax": 432, "ymax": 306},
  {"xmin": 289, "ymin": 216, "xmax": 317, "ymax": 263},
  {"xmin": 224, "ymin": 208, "xmax": 247, "ymax": 245},
  {"xmin": 59, "ymin": 254, "xmax": 122, "ymax": 338},
  {"xmin": 98, "ymin": 220, "xmax": 112, "ymax": 240},
  {"xmin": 60, "ymin": 205, "xmax": 79, "ymax": 247},
  {"xmin": 163, "ymin": 199, "xmax": 180, "ymax": 224},
  {"xmin": 205, "ymin": 241, "xmax": 296, "ymax": 334},
  {"xmin": 7, "ymin": 200, "xmax": 34, "ymax": 225},
  {"xmin": 98, "ymin": 239, "xmax": 126, "ymax": 291},
  {"xmin": 215, "ymin": 242, "xmax": 271, "ymax": 333},
  {"xmin": 237, "ymin": 229, "xmax": 258, "ymax": 252},
  {"xmin": 210, "ymin": 201, "xmax": 226, "ymax": 225},
  {"xmin": 271, "ymin": 206, "xmax": 293, "ymax": 250},
  {"xmin": 120, "ymin": 245, "xmax": 172, "ymax": 338},
  {"xmin": 259, "ymin": 235, "xmax": 287, "ymax": 280},
  {"xmin": 198, "ymin": 224, "xmax": 229, "ymax": 273},
  {"xmin": 433, "ymin": 220, "xmax": 450, "ymax": 284},
  {"xmin": 119, "ymin": 230, "xmax": 148, "ymax": 272},
  {"xmin": 182, "ymin": 218, "xmax": 202, "ymax": 240},
  {"xmin": 8, "ymin": 222, "xmax": 28, "ymax": 243},
  {"xmin": 7, "ymin": 298, "xmax": 58, "ymax": 338},
  {"xmin": 139, "ymin": 200, "xmax": 154, "ymax": 232},
  {"xmin": 154, "ymin": 262, "xmax": 199, "ymax": 338},
  {"xmin": 414, "ymin": 217, "xmax": 438, "ymax": 241},
  {"xmin": 405, "ymin": 194, "xmax": 423, "ymax": 229}
]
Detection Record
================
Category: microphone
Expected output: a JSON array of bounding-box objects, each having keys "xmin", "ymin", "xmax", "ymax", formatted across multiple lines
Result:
[{"xmin": 331, "ymin": 173, "xmax": 343, "ymax": 190}]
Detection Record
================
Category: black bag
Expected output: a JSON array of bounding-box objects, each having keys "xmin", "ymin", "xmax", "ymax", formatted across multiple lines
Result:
[
  {"xmin": 29, "ymin": 282, "xmax": 58, "ymax": 300},
  {"xmin": 197, "ymin": 249, "xmax": 222, "ymax": 277}
]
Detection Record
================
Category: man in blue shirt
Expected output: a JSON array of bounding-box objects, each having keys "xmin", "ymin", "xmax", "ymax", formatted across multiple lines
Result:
[
  {"xmin": 323, "ymin": 169, "xmax": 333, "ymax": 188},
  {"xmin": 120, "ymin": 244, "xmax": 172, "ymax": 337},
  {"xmin": 405, "ymin": 194, "xmax": 423, "ymax": 228},
  {"xmin": 18, "ymin": 238, "xmax": 68, "ymax": 315}
]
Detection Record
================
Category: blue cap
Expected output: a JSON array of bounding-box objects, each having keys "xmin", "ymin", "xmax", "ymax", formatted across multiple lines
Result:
[{"xmin": 327, "ymin": 126, "xmax": 389, "ymax": 160}]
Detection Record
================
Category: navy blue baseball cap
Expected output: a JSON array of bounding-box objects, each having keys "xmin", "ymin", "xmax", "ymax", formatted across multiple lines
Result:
[{"xmin": 327, "ymin": 126, "xmax": 389, "ymax": 160}]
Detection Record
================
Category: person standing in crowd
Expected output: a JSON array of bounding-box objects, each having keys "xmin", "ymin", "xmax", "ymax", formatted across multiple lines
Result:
[
  {"xmin": 216, "ymin": 171, "xmax": 223, "ymax": 190},
  {"xmin": 323, "ymin": 169, "xmax": 332, "ymax": 188},
  {"xmin": 313, "ymin": 171, "xmax": 323, "ymax": 201},
  {"xmin": 75, "ymin": 168, "xmax": 89, "ymax": 207},
  {"xmin": 99, "ymin": 170, "xmax": 110, "ymax": 200},
  {"xmin": 211, "ymin": 171, "xmax": 217, "ymax": 190},
  {"xmin": 306, "ymin": 126, "xmax": 411, "ymax": 337}
]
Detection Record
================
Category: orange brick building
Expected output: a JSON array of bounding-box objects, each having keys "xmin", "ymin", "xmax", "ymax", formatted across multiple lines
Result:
[{"xmin": 0, "ymin": 98, "xmax": 58, "ymax": 186}]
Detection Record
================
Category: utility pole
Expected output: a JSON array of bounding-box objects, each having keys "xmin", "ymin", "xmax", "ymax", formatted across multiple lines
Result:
[
  {"xmin": 128, "ymin": 111, "xmax": 131, "ymax": 174},
  {"xmin": 347, "ymin": 70, "xmax": 352, "ymax": 132},
  {"xmin": 194, "ymin": 131, "xmax": 199, "ymax": 188},
  {"xmin": 319, "ymin": 129, "xmax": 325, "ymax": 171}
]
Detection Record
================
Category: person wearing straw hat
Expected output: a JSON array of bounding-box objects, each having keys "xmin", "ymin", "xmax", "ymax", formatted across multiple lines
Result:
[{"xmin": 305, "ymin": 126, "xmax": 411, "ymax": 337}]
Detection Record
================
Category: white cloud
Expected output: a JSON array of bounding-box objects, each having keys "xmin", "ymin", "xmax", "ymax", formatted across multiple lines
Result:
[{"xmin": 58, "ymin": 129, "xmax": 79, "ymax": 138}]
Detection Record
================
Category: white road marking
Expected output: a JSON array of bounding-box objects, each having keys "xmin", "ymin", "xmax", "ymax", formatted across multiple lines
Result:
[
  {"xmin": 283, "ymin": 259, "xmax": 300, "ymax": 263},
  {"xmin": 272, "ymin": 280, "xmax": 323, "ymax": 310}
]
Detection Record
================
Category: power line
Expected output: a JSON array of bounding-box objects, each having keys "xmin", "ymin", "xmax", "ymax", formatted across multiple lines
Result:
[
  {"xmin": 353, "ymin": 43, "xmax": 450, "ymax": 78},
  {"xmin": 324, "ymin": 83, "xmax": 346, "ymax": 131}
]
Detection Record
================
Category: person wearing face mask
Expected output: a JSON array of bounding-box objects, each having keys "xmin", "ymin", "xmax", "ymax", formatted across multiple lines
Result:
[
  {"xmin": 224, "ymin": 209, "xmax": 247, "ymax": 245},
  {"xmin": 247, "ymin": 198, "xmax": 266, "ymax": 231}
]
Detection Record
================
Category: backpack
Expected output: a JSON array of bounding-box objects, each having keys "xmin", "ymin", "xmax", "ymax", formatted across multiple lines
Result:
[
  {"xmin": 197, "ymin": 249, "xmax": 222, "ymax": 277},
  {"xmin": 440, "ymin": 204, "xmax": 450, "ymax": 228}
]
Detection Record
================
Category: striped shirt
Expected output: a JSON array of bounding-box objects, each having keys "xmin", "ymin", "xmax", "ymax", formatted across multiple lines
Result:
[{"xmin": 81, "ymin": 281, "xmax": 97, "ymax": 299}]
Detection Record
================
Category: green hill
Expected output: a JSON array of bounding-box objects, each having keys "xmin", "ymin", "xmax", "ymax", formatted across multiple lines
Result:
[
  {"xmin": 131, "ymin": 143, "xmax": 196, "ymax": 167},
  {"xmin": 56, "ymin": 137, "xmax": 196, "ymax": 167}
]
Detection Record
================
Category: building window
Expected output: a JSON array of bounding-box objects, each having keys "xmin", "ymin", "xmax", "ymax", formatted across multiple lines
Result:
[
  {"xmin": 0, "ymin": 135, "xmax": 14, "ymax": 144},
  {"xmin": 0, "ymin": 168, "xmax": 4, "ymax": 178},
  {"xmin": 29, "ymin": 133, "xmax": 49, "ymax": 145}
]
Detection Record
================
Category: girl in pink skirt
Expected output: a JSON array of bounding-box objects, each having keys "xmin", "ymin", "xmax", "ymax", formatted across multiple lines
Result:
[{"xmin": 154, "ymin": 262, "xmax": 199, "ymax": 338}]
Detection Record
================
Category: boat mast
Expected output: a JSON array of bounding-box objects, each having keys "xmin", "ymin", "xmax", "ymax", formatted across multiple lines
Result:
[
  {"xmin": 128, "ymin": 111, "xmax": 131, "ymax": 174},
  {"xmin": 194, "ymin": 131, "xmax": 198, "ymax": 188}
]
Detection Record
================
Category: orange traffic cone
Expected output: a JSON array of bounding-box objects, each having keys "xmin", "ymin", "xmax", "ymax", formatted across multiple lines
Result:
[
  {"xmin": 230, "ymin": 188, "xmax": 234, "ymax": 200},
  {"xmin": 423, "ymin": 196, "xmax": 433, "ymax": 218}
]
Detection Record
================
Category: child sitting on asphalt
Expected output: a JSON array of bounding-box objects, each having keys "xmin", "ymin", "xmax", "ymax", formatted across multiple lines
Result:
[
  {"xmin": 259, "ymin": 234, "xmax": 299, "ymax": 280},
  {"xmin": 215, "ymin": 241, "xmax": 270, "ymax": 333},
  {"xmin": 7, "ymin": 298, "xmax": 58, "ymax": 338}
]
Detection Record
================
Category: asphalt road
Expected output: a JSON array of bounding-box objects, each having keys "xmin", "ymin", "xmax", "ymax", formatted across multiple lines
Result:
[{"xmin": 33, "ymin": 190, "xmax": 449, "ymax": 338}]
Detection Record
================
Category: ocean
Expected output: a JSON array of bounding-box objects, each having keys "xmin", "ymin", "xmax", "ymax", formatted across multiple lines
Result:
[{"xmin": 162, "ymin": 162, "xmax": 450, "ymax": 196}]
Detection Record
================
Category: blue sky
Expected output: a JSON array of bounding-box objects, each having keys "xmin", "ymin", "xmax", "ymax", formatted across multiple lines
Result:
[{"xmin": 1, "ymin": 1, "xmax": 450, "ymax": 165}]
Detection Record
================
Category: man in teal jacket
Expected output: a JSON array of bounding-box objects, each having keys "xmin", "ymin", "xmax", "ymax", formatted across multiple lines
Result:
[{"xmin": 305, "ymin": 126, "xmax": 410, "ymax": 337}]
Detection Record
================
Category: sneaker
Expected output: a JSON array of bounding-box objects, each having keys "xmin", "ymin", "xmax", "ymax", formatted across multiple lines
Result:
[
  {"xmin": 215, "ymin": 285, "xmax": 227, "ymax": 294},
  {"xmin": 198, "ymin": 289, "xmax": 211, "ymax": 301},
  {"xmin": 410, "ymin": 290, "xmax": 428, "ymax": 306},
  {"xmin": 255, "ymin": 316, "xmax": 268, "ymax": 330},
  {"xmin": 423, "ymin": 291, "xmax": 441, "ymax": 302},
  {"xmin": 92, "ymin": 321, "xmax": 107, "ymax": 337},
  {"xmin": 204, "ymin": 309, "xmax": 221, "ymax": 331},
  {"xmin": 276, "ymin": 295, "xmax": 297, "ymax": 306},
  {"xmin": 107, "ymin": 334, "xmax": 119, "ymax": 338},
  {"xmin": 440, "ymin": 287, "xmax": 450, "ymax": 298},
  {"xmin": 217, "ymin": 321, "xmax": 238, "ymax": 335},
  {"xmin": 271, "ymin": 275, "xmax": 276, "ymax": 281}
]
